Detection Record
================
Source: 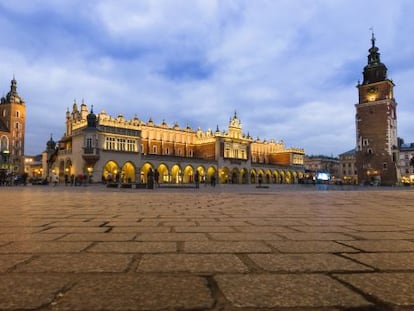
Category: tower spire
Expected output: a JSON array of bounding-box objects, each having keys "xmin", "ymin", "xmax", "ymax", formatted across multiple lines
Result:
[
  {"xmin": 362, "ymin": 31, "xmax": 387, "ymax": 84},
  {"xmin": 370, "ymin": 27, "xmax": 376, "ymax": 48}
]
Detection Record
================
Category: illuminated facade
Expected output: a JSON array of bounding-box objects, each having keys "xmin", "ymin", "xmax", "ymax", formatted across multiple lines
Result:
[
  {"xmin": 0, "ymin": 77, "xmax": 26, "ymax": 174},
  {"xmin": 355, "ymin": 33, "xmax": 400, "ymax": 185},
  {"xmin": 47, "ymin": 102, "xmax": 305, "ymax": 185}
]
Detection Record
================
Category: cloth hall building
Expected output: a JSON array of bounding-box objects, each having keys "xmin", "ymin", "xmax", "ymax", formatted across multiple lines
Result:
[{"xmin": 46, "ymin": 102, "xmax": 305, "ymax": 185}]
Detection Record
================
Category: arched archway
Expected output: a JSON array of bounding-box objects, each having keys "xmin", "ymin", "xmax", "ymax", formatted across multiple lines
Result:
[
  {"xmin": 122, "ymin": 162, "xmax": 136, "ymax": 183},
  {"xmin": 207, "ymin": 166, "xmax": 216, "ymax": 184},
  {"xmin": 273, "ymin": 170, "xmax": 279, "ymax": 184},
  {"xmin": 65, "ymin": 159, "xmax": 72, "ymax": 176},
  {"xmin": 183, "ymin": 165, "xmax": 194, "ymax": 183},
  {"xmin": 231, "ymin": 168, "xmax": 240, "ymax": 184},
  {"xmin": 157, "ymin": 163, "xmax": 169, "ymax": 183},
  {"xmin": 219, "ymin": 167, "xmax": 230, "ymax": 184},
  {"xmin": 196, "ymin": 166, "xmax": 206, "ymax": 183},
  {"xmin": 140, "ymin": 162, "xmax": 154, "ymax": 183},
  {"xmin": 250, "ymin": 169, "xmax": 257, "ymax": 184},
  {"xmin": 103, "ymin": 160, "xmax": 120, "ymax": 182},
  {"xmin": 171, "ymin": 164, "xmax": 182, "ymax": 183},
  {"xmin": 285, "ymin": 171, "xmax": 292, "ymax": 184},
  {"xmin": 292, "ymin": 171, "xmax": 298, "ymax": 184},
  {"xmin": 279, "ymin": 171, "xmax": 285, "ymax": 184},
  {"xmin": 241, "ymin": 168, "xmax": 248, "ymax": 184},
  {"xmin": 265, "ymin": 169, "xmax": 271, "ymax": 184}
]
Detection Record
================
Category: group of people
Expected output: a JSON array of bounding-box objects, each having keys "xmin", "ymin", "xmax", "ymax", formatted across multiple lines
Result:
[
  {"xmin": 145, "ymin": 168, "xmax": 216, "ymax": 189},
  {"xmin": 0, "ymin": 171, "xmax": 28, "ymax": 186}
]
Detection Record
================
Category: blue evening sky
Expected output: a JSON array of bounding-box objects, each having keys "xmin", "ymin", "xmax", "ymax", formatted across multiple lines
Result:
[{"xmin": 1, "ymin": 0, "xmax": 414, "ymax": 156}]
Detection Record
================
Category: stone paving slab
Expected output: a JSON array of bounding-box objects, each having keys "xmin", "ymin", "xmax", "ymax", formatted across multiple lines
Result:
[
  {"xmin": 346, "ymin": 231, "xmax": 414, "ymax": 240},
  {"xmin": 248, "ymin": 253, "xmax": 373, "ymax": 272},
  {"xmin": 336, "ymin": 272, "xmax": 414, "ymax": 306},
  {"xmin": 277, "ymin": 232, "xmax": 355, "ymax": 240},
  {"xmin": 135, "ymin": 232, "xmax": 209, "ymax": 241},
  {"xmin": 87, "ymin": 241, "xmax": 177, "ymax": 253},
  {"xmin": 137, "ymin": 254, "xmax": 249, "ymax": 273},
  {"xmin": 209, "ymin": 232, "xmax": 283, "ymax": 241},
  {"xmin": 184, "ymin": 241, "xmax": 272, "ymax": 253},
  {"xmin": 58, "ymin": 233, "xmax": 136, "ymax": 241},
  {"xmin": 0, "ymin": 254, "xmax": 32, "ymax": 272},
  {"xmin": 42, "ymin": 226, "xmax": 109, "ymax": 233},
  {"xmin": 53, "ymin": 275, "xmax": 213, "ymax": 310},
  {"xmin": 215, "ymin": 274, "xmax": 371, "ymax": 308},
  {"xmin": 343, "ymin": 252, "xmax": 414, "ymax": 270},
  {"xmin": 0, "ymin": 233, "xmax": 65, "ymax": 241},
  {"xmin": 174, "ymin": 226, "xmax": 237, "ymax": 232},
  {"xmin": 0, "ymin": 241, "xmax": 92, "ymax": 253},
  {"xmin": 15, "ymin": 253, "xmax": 134, "ymax": 272},
  {"xmin": 266, "ymin": 240, "xmax": 358, "ymax": 253},
  {"xmin": 340, "ymin": 239, "xmax": 414, "ymax": 252},
  {"xmin": 0, "ymin": 274, "xmax": 73, "ymax": 310}
]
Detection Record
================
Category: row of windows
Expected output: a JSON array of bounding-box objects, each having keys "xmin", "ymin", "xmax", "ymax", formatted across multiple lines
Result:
[
  {"xmin": 1, "ymin": 110, "xmax": 21, "ymax": 118},
  {"xmin": 146, "ymin": 145, "xmax": 194, "ymax": 157},
  {"xmin": 224, "ymin": 148, "xmax": 246, "ymax": 159},
  {"xmin": 104, "ymin": 137, "xmax": 138, "ymax": 152}
]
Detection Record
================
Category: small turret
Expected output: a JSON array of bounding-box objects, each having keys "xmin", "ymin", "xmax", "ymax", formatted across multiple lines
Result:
[{"xmin": 86, "ymin": 105, "xmax": 97, "ymax": 128}]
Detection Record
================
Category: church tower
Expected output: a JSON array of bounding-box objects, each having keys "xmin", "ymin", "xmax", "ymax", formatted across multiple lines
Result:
[
  {"xmin": 355, "ymin": 33, "xmax": 399, "ymax": 185},
  {"xmin": 0, "ymin": 77, "xmax": 26, "ymax": 173}
]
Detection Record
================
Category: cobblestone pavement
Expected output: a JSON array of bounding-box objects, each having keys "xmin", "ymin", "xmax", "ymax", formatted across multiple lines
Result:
[{"xmin": 1, "ymin": 185, "xmax": 414, "ymax": 310}]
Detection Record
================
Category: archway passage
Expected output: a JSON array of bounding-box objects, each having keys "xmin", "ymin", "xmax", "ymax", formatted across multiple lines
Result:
[
  {"xmin": 206, "ymin": 166, "xmax": 216, "ymax": 185},
  {"xmin": 122, "ymin": 162, "xmax": 136, "ymax": 183},
  {"xmin": 171, "ymin": 164, "xmax": 182, "ymax": 184},
  {"xmin": 241, "ymin": 168, "xmax": 248, "ymax": 184},
  {"xmin": 140, "ymin": 162, "xmax": 154, "ymax": 183},
  {"xmin": 196, "ymin": 166, "xmax": 206, "ymax": 183},
  {"xmin": 157, "ymin": 164, "xmax": 169, "ymax": 183},
  {"xmin": 103, "ymin": 160, "xmax": 120, "ymax": 182},
  {"xmin": 183, "ymin": 165, "xmax": 194, "ymax": 183},
  {"xmin": 250, "ymin": 169, "xmax": 257, "ymax": 184},
  {"xmin": 219, "ymin": 167, "xmax": 230, "ymax": 184},
  {"xmin": 231, "ymin": 168, "xmax": 239, "ymax": 184}
]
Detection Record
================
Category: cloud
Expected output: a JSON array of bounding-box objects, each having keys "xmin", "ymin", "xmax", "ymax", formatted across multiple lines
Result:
[{"xmin": 1, "ymin": 0, "xmax": 414, "ymax": 157}]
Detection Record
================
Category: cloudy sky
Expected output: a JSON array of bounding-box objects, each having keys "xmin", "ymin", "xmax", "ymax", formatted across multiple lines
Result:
[{"xmin": 1, "ymin": 0, "xmax": 414, "ymax": 156}]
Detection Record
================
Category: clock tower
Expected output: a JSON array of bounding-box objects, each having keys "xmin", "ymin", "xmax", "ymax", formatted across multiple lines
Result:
[{"xmin": 355, "ymin": 33, "xmax": 399, "ymax": 185}]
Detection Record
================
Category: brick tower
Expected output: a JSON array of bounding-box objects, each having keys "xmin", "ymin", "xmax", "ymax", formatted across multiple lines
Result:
[
  {"xmin": 355, "ymin": 33, "xmax": 399, "ymax": 185},
  {"xmin": 0, "ymin": 77, "xmax": 26, "ymax": 173}
]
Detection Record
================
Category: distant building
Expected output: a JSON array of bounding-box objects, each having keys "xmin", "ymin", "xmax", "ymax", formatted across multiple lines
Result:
[
  {"xmin": 45, "ymin": 103, "xmax": 305, "ymax": 185},
  {"xmin": 304, "ymin": 155, "xmax": 339, "ymax": 182},
  {"xmin": 0, "ymin": 77, "xmax": 26, "ymax": 174},
  {"xmin": 338, "ymin": 149, "xmax": 358, "ymax": 184},
  {"xmin": 23, "ymin": 154, "xmax": 43, "ymax": 179},
  {"xmin": 355, "ymin": 33, "xmax": 399, "ymax": 186},
  {"xmin": 399, "ymin": 141, "xmax": 414, "ymax": 184}
]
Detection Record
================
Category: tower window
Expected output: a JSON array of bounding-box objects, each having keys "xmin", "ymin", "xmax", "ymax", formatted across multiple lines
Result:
[
  {"xmin": 367, "ymin": 148, "xmax": 373, "ymax": 155},
  {"xmin": 16, "ymin": 111, "xmax": 20, "ymax": 118}
]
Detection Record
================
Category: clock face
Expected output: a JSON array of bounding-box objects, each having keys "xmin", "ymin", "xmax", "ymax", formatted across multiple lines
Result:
[{"xmin": 368, "ymin": 87, "xmax": 377, "ymax": 94}]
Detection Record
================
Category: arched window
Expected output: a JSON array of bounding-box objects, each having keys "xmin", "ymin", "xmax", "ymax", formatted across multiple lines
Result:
[
  {"xmin": 16, "ymin": 110, "xmax": 20, "ymax": 118},
  {"xmin": 1, "ymin": 136, "xmax": 8, "ymax": 151}
]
